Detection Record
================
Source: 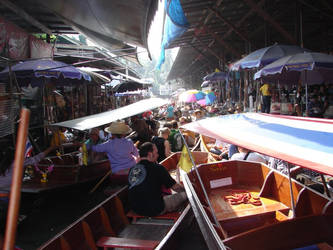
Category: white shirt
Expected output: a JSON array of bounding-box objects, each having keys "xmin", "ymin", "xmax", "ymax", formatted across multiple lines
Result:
[{"xmin": 231, "ymin": 152, "xmax": 267, "ymax": 164}]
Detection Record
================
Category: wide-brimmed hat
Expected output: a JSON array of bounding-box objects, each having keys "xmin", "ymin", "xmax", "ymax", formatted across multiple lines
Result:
[{"xmin": 104, "ymin": 121, "xmax": 132, "ymax": 135}]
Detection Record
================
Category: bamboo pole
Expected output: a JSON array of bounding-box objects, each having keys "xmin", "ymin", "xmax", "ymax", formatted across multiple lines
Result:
[{"xmin": 3, "ymin": 108, "xmax": 30, "ymax": 250}]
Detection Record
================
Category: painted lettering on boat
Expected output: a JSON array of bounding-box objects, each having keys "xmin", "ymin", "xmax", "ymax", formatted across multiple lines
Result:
[{"xmin": 210, "ymin": 177, "xmax": 232, "ymax": 189}]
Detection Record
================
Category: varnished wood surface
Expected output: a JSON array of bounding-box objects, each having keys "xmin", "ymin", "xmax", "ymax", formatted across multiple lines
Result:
[{"xmin": 209, "ymin": 187, "xmax": 289, "ymax": 221}]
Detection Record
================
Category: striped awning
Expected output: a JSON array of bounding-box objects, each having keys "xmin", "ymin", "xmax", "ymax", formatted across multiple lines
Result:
[{"xmin": 182, "ymin": 113, "xmax": 333, "ymax": 176}]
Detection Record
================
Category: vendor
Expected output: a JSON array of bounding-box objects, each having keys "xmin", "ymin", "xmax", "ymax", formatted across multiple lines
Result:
[{"xmin": 87, "ymin": 121, "xmax": 139, "ymax": 181}]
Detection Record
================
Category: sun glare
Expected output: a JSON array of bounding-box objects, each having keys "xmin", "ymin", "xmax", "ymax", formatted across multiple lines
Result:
[{"xmin": 148, "ymin": 0, "xmax": 165, "ymax": 59}]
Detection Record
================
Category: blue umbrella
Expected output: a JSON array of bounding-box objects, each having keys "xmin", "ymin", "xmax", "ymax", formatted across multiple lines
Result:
[
  {"xmin": 194, "ymin": 91, "xmax": 205, "ymax": 100},
  {"xmin": 254, "ymin": 52, "xmax": 333, "ymax": 85},
  {"xmin": 203, "ymin": 72, "xmax": 229, "ymax": 82},
  {"xmin": 0, "ymin": 59, "xmax": 91, "ymax": 86},
  {"xmin": 205, "ymin": 92, "xmax": 216, "ymax": 105},
  {"xmin": 230, "ymin": 44, "xmax": 310, "ymax": 71}
]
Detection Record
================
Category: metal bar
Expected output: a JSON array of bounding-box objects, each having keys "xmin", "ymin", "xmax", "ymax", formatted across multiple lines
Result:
[
  {"xmin": 3, "ymin": 108, "xmax": 30, "ymax": 250},
  {"xmin": 243, "ymin": 0, "xmax": 296, "ymax": 44},
  {"xmin": 178, "ymin": 131, "xmax": 221, "ymax": 227},
  {"xmin": 204, "ymin": 25, "xmax": 241, "ymax": 57},
  {"xmin": 287, "ymin": 163, "xmax": 296, "ymax": 218},
  {"xmin": 320, "ymin": 174, "xmax": 331, "ymax": 198},
  {"xmin": 0, "ymin": 0, "xmax": 53, "ymax": 35},
  {"xmin": 209, "ymin": 7, "xmax": 250, "ymax": 42}
]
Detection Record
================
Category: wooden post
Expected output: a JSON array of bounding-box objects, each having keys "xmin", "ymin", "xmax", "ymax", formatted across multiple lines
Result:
[{"xmin": 3, "ymin": 108, "xmax": 30, "ymax": 250}]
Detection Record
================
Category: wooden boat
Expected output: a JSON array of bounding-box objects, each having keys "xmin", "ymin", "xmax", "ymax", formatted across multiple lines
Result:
[
  {"xmin": 180, "ymin": 113, "xmax": 333, "ymax": 249},
  {"xmin": 21, "ymin": 152, "xmax": 110, "ymax": 193},
  {"xmin": 18, "ymin": 98, "xmax": 169, "ymax": 194},
  {"xmin": 37, "ymin": 151, "xmax": 209, "ymax": 250}
]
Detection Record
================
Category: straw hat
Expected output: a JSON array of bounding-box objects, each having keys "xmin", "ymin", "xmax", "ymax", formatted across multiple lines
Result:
[
  {"xmin": 104, "ymin": 121, "xmax": 132, "ymax": 135},
  {"xmin": 194, "ymin": 109, "xmax": 202, "ymax": 114}
]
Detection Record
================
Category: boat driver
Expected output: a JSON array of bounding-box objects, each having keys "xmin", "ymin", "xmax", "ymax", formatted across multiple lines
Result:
[
  {"xmin": 87, "ymin": 121, "xmax": 139, "ymax": 181},
  {"xmin": 128, "ymin": 142, "xmax": 187, "ymax": 216}
]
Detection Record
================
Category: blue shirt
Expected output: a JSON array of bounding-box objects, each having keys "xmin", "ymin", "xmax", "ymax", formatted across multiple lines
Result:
[{"xmin": 91, "ymin": 138, "xmax": 138, "ymax": 173}]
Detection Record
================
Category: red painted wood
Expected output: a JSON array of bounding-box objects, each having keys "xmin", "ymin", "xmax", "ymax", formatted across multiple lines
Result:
[{"xmin": 96, "ymin": 236, "xmax": 159, "ymax": 249}]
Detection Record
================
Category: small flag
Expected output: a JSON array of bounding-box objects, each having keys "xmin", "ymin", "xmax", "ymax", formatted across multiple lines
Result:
[
  {"xmin": 24, "ymin": 138, "xmax": 33, "ymax": 158},
  {"xmin": 82, "ymin": 143, "xmax": 88, "ymax": 166},
  {"xmin": 177, "ymin": 145, "xmax": 192, "ymax": 173}
]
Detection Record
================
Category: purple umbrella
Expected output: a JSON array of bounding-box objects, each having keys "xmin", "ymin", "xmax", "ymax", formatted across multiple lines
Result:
[
  {"xmin": 0, "ymin": 59, "xmax": 91, "ymax": 86},
  {"xmin": 254, "ymin": 52, "xmax": 333, "ymax": 85},
  {"xmin": 230, "ymin": 44, "xmax": 310, "ymax": 71},
  {"xmin": 203, "ymin": 71, "xmax": 229, "ymax": 82}
]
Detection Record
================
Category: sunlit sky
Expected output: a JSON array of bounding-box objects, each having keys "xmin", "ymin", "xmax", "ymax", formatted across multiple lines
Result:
[
  {"xmin": 66, "ymin": 0, "xmax": 179, "ymax": 69},
  {"xmin": 147, "ymin": 0, "xmax": 165, "ymax": 59}
]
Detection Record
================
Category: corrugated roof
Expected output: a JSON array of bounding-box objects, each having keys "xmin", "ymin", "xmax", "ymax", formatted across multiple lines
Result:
[{"xmin": 167, "ymin": 0, "xmax": 333, "ymax": 85}]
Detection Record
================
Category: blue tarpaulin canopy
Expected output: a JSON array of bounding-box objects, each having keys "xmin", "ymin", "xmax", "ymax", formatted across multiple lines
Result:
[{"xmin": 156, "ymin": 0, "xmax": 189, "ymax": 69}]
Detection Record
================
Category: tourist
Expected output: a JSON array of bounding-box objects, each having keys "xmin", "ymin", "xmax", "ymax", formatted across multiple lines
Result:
[
  {"xmin": 152, "ymin": 127, "xmax": 172, "ymax": 162},
  {"xmin": 230, "ymin": 146, "xmax": 267, "ymax": 164},
  {"xmin": 128, "ymin": 142, "xmax": 186, "ymax": 216}
]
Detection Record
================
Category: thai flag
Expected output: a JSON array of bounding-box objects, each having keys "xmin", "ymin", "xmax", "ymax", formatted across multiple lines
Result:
[{"xmin": 24, "ymin": 138, "xmax": 33, "ymax": 158}]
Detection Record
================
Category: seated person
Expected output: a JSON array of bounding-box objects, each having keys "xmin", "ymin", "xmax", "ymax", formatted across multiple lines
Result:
[
  {"xmin": 130, "ymin": 115, "xmax": 151, "ymax": 145},
  {"xmin": 179, "ymin": 117, "xmax": 196, "ymax": 147},
  {"xmin": 98, "ymin": 125, "xmax": 112, "ymax": 142},
  {"xmin": 88, "ymin": 121, "xmax": 139, "ymax": 181},
  {"xmin": 230, "ymin": 146, "xmax": 267, "ymax": 164},
  {"xmin": 152, "ymin": 127, "xmax": 172, "ymax": 163},
  {"xmin": 50, "ymin": 127, "xmax": 68, "ymax": 147},
  {"xmin": 128, "ymin": 142, "xmax": 187, "ymax": 216},
  {"xmin": 210, "ymin": 139, "xmax": 229, "ymax": 160},
  {"xmin": 82, "ymin": 128, "xmax": 106, "ymax": 164}
]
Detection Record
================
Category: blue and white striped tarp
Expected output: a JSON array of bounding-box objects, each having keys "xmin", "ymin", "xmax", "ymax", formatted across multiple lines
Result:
[{"xmin": 182, "ymin": 113, "xmax": 333, "ymax": 176}]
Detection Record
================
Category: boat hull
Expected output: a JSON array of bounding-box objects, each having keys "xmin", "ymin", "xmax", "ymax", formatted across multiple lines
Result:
[
  {"xmin": 21, "ymin": 153, "xmax": 110, "ymax": 193},
  {"xmin": 183, "ymin": 160, "xmax": 333, "ymax": 249}
]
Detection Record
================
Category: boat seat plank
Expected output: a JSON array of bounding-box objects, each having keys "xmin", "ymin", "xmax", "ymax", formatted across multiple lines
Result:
[
  {"xmin": 96, "ymin": 236, "xmax": 159, "ymax": 249},
  {"xmin": 210, "ymin": 188, "xmax": 289, "ymax": 221},
  {"xmin": 127, "ymin": 210, "xmax": 180, "ymax": 222},
  {"xmin": 119, "ymin": 223, "xmax": 171, "ymax": 240}
]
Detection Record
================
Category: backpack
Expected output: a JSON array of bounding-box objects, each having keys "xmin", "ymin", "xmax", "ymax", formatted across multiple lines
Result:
[{"xmin": 172, "ymin": 132, "xmax": 184, "ymax": 152}]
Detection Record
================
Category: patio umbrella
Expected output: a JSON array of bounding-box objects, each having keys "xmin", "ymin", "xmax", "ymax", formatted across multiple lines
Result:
[
  {"xmin": 201, "ymin": 80, "xmax": 211, "ymax": 88},
  {"xmin": 205, "ymin": 92, "xmax": 216, "ymax": 105},
  {"xmin": 179, "ymin": 89, "xmax": 203, "ymax": 103},
  {"xmin": 254, "ymin": 52, "xmax": 333, "ymax": 84},
  {"xmin": 0, "ymin": 59, "xmax": 91, "ymax": 86},
  {"xmin": 197, "ymin": 99, "xmax": 207, "ymax": 106},
  {"xmin": 203, "ymin": 71, "xmax": 229, "ymax": 81},
  {"xmin": 230, "ymin": 44, "xmax": 310, "ymax": 71},
  {"xmin": 112, "ymin": 81, "xmax": 149, "ymax": 93},
  {"xmin": 194, "ymin": 91, "xmax": 206, "ymax": 100}
]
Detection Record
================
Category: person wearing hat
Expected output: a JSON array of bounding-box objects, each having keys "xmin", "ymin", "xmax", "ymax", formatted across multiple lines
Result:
[
  {"xmin": 193, "ymin": 109, "xmax": 204, "ymax": 121},
  {"xmin": 87, "ymin": 121, "xmax": 139, "ymax": 178}
]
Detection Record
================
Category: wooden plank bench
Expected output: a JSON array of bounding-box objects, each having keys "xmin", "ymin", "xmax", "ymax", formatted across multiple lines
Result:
[
  {"xmin": 126, "ymin": 210, "xmax": 180, "ymax": 223},
  {"xmin": 96, "ymin": 236, "xmax": 159, "ymax": 250}
]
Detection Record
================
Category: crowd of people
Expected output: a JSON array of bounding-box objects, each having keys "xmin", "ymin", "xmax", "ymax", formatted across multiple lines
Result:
[{"xmin": 2, "ymin": 81, "xmax": 333, "ymax": 222}]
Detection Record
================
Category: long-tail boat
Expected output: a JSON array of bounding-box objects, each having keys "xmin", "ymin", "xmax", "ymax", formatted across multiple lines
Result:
[
  {"xmin": 37, "ymin": 151, "xmax": 209, "ymax": 250},
  {"xmin": 19, "ymin": 98, "xmax": 169, "ymax": 194},
  {"xmin": 180, "ymin": 113, "xmax": 333, "ymax": 250}
]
